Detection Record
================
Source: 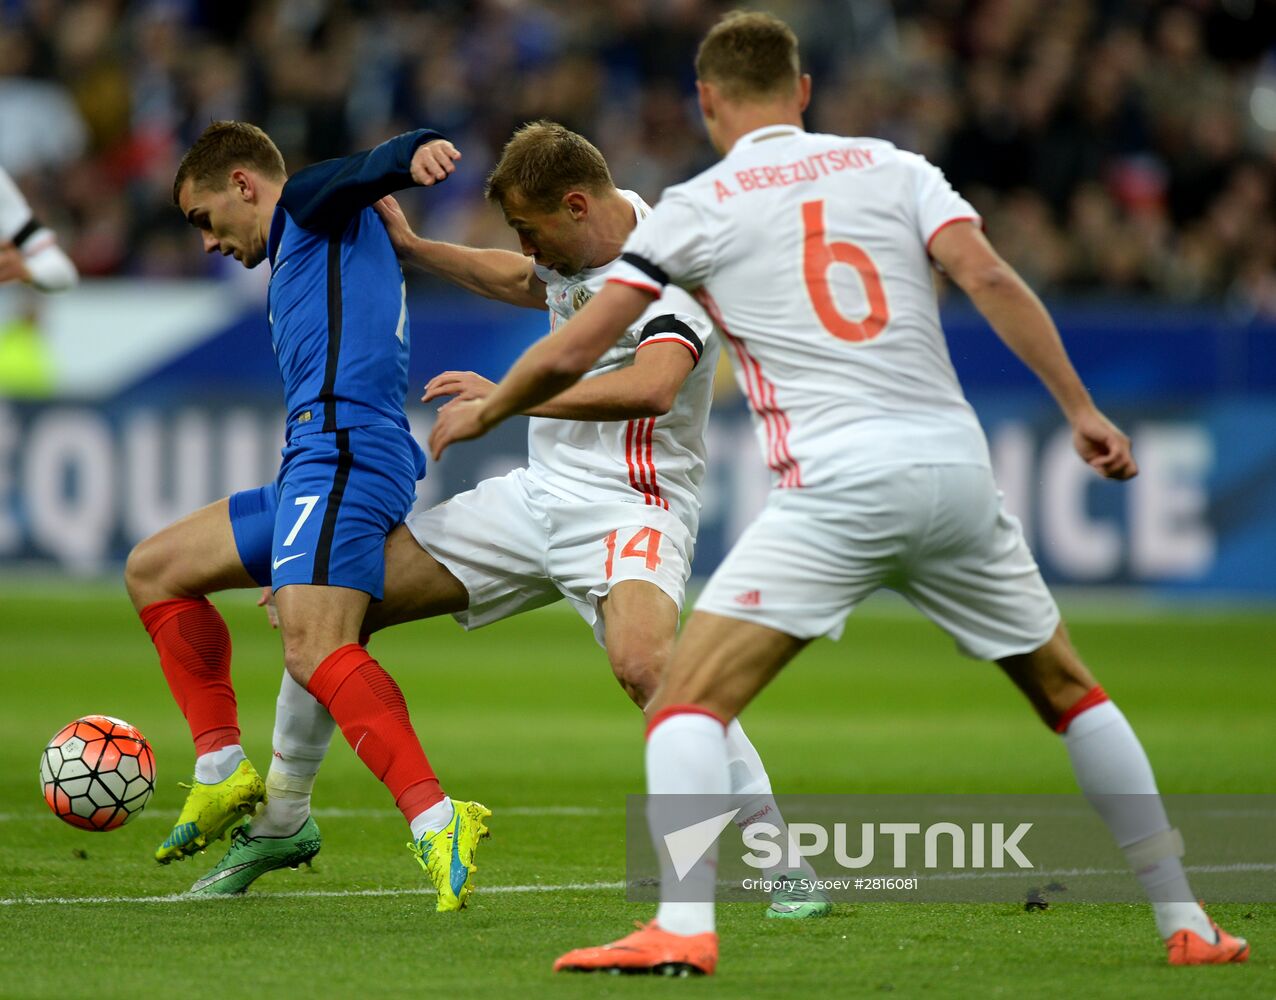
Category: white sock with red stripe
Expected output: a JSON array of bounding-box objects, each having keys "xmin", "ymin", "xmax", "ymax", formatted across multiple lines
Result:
[
  {"xmin": 647, "ymin": 707, "xmax": 729, "ymax": 937},
  {"xmin": 252, "ymin": 670, "xmax": 335, "ymax": 838},
  {"xmin": 1059, "ymin": 688, "xmax": 1212, "ymax": 940},
  {"xmin": 725, "ymin": 720, "xmax": 816, "ymax": 878}
]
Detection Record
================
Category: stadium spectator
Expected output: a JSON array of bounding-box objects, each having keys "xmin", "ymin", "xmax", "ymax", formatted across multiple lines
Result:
[{"xmin": 0, "ymin": 0, "xmax": 1273, "ymax": 312}]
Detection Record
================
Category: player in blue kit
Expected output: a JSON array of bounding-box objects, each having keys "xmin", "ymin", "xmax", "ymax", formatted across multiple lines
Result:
[{"xmin": 124, "ymin": 122, "xmax": 490, "ymax": 911}]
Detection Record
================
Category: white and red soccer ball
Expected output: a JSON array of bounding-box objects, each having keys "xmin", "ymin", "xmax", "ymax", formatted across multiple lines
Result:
[{"xmin": 40, "ymin": 716, "xmax": 156, "ymax": 831}]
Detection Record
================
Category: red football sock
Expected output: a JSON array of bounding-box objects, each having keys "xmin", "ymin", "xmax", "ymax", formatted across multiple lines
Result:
[
  {"xmin": 139, "ymin": 597, "xmax": 239, "ymax": 755},
  {"xmin": 306, "ymin": 644, "xmax": 444, "ymax": 825}
]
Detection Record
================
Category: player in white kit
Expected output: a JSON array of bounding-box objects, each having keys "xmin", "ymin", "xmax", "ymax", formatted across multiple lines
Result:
[
  {"xmin": 430, "ymin": 14, "xmax": 1249, "ymax": 975},
  {"xmin": 194, "ymin": 122, "xmax": 830, "ymax": 919},
  {"xmin": 0, "ymin": 166, "xmax": 78, "ymax": 291},
  {"xmin": 0, "ymin": 167, "xmax": 77, "ymax": 394}
]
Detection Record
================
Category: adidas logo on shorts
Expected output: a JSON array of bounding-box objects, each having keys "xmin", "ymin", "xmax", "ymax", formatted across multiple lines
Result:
[{"xmin": 734, "ymin": 590, "xmax": 761, "ymax": 606}]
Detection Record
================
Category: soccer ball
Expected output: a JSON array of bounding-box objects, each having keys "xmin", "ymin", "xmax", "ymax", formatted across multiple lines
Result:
[{"xmin": 40, "ymin": 716, "xmax": 156, "ymax": 831}]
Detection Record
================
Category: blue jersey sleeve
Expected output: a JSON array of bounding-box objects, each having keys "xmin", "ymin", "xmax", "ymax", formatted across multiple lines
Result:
[{"xmin": 279, "ymin": 128, "xmax": 448, "ymax": 233}]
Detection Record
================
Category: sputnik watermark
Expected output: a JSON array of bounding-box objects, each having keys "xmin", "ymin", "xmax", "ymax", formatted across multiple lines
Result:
[
  {"xmin": 629, "ymin": 794, "xmax": 1276, "ymax": 903},
  {"xmin": 663, "ymin": 813, "xmax": 1034, "ymax": 883},
  {"xmin": 741, "ymin": 821, "xmax": 1034, "ymax": 871},
  {"xmin": 662, "ymin": 808, "xmax": 740, "ymax": 880},
  {"xmin": 741, "ymin": 876, "xmax": 920, "ymax": 892}
]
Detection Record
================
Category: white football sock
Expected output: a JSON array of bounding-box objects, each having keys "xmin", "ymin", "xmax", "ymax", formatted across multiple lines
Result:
[
  {"xmin": 725, "ymin": 719, "xmax": 815, "ymax": 878},
  {"xmin": 1062, "ymin": 699, "xmax": 1212, "ymax": 940},
  {"xmin": 251, "ymin": 671, "xmax": 335, "ymax": 838},
  {"xmin": 648, "ymin": 711, "xmax": 729, "ymax": 937},
  {"xmin": 194, "ymin": 743, "xmax": 245, "ymax": 784},
  {"xmin": 409, "ymin": 796, "xmax": 455, "ymax": 842},
  {"xmin": 252, "ymin": 770, "xmax": 316, "ymax": 838}
]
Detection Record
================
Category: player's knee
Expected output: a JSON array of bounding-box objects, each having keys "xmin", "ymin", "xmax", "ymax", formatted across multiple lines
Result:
[
  {"xmin": 281, "ymin": 640, "xmax": 322, "ymax": 688},
  {"xmin": 280, "ymin": 622, "xmax": 350, "ymax": 687},
  {"xmin": 282, "ymin": 659, "xmax": 313, "ymax": 688},
  {"xmin": 124, "ymin": 535, "xmax": 172, "ymax": 606},
  {"xmin": 609, "ymin": 646, "xmax": 668, "ymax": 707}
]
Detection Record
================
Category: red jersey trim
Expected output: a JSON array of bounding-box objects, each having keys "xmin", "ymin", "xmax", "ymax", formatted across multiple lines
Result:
[
  {"xmin": 694, "ymin": 288, "xmax": 802, "ymax": 488},
  {"xmin": 625, "ymin": 417, "xmax": 669, "ymax": 510},
  {"xmin": 925, "ymin": 215, "xmax": 981, "ymax": 256},
  {"xmin": 624, "ymin": 419, "xmax": 644, "ymax": 500},
  {"xmin": 645, "ymin": 418, "xmax": 664, "ymax": 508},
  {"xmin": 606, "ymin": 276, "xmax": 663, "ymax": 296},
  {"xmin": 635, "ymin": 335, "xmax": 701, "ymax": 364}
]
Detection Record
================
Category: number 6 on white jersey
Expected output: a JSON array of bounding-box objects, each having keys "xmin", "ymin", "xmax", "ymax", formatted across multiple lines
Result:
[{"xmin": 283, "ymin": 495, "xmax": 320, "ymax": 547}]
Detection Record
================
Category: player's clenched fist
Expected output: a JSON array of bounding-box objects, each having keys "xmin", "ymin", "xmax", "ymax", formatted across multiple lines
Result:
[
  {"xmin": 411, "ymin": 139, "xmax": 461, "ymax": 186},
  {"xmin": 1071, "ymin": 407, "xmax": 1138, "ymax": 480}
]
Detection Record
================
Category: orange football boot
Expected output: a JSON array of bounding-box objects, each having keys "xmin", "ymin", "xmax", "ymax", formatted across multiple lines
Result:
[
  {"xmin": 554, "ymin": 921, "xmax": 719, "ymax": 976},
  {"xmin": 1166, "ymin": 913, "xmax": 1250, "ymax": 966}
]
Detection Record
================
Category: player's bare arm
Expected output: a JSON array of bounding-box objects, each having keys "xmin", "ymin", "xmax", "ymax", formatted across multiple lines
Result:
[
  {"xmin": 428, "ymin": 281, "xmax": 653, "ymax": 458},
  {"xmin": 375, "ymin": 195, "xmax": 547, "ymax": 310},
  {"xmin": 930, "ymin": 221, "xmax": 1137, "ymax": 481},
  {"xmin": 423, "ymin": 339, "xmax": 692, "ymax": 421}
]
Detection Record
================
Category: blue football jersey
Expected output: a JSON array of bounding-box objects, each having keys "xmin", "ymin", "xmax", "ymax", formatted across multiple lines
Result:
[{"xmin": 265, "ymin": 129, "xmax": 445, "ymax": 440}]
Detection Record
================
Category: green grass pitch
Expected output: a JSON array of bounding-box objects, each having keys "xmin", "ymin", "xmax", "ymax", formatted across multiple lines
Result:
[{"xmin": 0, "ymin": 582, "xmax": 1271, "ymax": 998}]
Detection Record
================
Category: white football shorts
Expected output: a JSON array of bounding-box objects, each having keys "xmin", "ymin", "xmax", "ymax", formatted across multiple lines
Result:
[
  {"xmin": 406, "ymin": 468, "xmax": 693, "ymax": 647},
  {"xmin": 696, "ymin": 464, "xmax": 1060, "ymax": 660}
]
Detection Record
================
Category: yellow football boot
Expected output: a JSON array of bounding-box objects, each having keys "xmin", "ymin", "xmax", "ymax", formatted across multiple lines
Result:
[
  {"xmin": 407, "ymin": 800, "xmax": 492, "ymax": 912},
  {"xmin": 155, "ymin": 759, "xmax": 265, "ymax": 864}
]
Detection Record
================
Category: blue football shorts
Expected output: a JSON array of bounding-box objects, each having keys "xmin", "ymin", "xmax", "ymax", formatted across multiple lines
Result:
[{"xmin": 229, "ymin": 425, "xmax": 425, "ymax": 600}]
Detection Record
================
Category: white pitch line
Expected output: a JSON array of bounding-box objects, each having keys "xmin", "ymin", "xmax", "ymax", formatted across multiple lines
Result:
[
  {"xmin": 0, "ymin": 805, "xmax": 616, "ymax": 823},
  {"xmin": 907, "ymin": 861, "xmax": 1276, "ymax": 883},
  {"xmin": 309, "ymin": 806, "xmax": 617, "ymax": 818},
  {"xmin": 0, "ymin": 881, "xmax": 626, "ymax": 907},
  {"xmin": 5, "ymin": 864, "xmax": 1274, "ymax": 907}
]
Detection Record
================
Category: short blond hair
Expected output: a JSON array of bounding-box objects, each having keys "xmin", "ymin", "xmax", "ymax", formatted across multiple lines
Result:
[
  {"xmin": 173, "ymin": 121, "xmax": 286, "ymax": 205},
  {"xmin": 485, "ymin": 121, "xmax": 614, "ymax": 212},
  {"xmin": 695, "ymin": 10, "xmax": 801, "ymax": 101}
]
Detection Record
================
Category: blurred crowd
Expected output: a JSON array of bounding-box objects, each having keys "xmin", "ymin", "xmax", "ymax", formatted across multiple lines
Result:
[{"xmin": 2, "ymin": 0, "xmax": 1276, "ymax": 315}]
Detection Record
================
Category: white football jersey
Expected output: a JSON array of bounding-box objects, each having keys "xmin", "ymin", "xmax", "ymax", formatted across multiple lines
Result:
[
  {"xmin": 611, "ymin": 127, "xmax": 990, "ymax": 490},
  {"xmin": 526, "ymin": 189, "xmax": 718, "ymax": 535},
  {"xmin": 0, "ymin": 166, "xmax": 77, "ymax": 291},
  {"xmin": 0, "ymin": 167, "xmax": 40, "ymax": 246}
]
